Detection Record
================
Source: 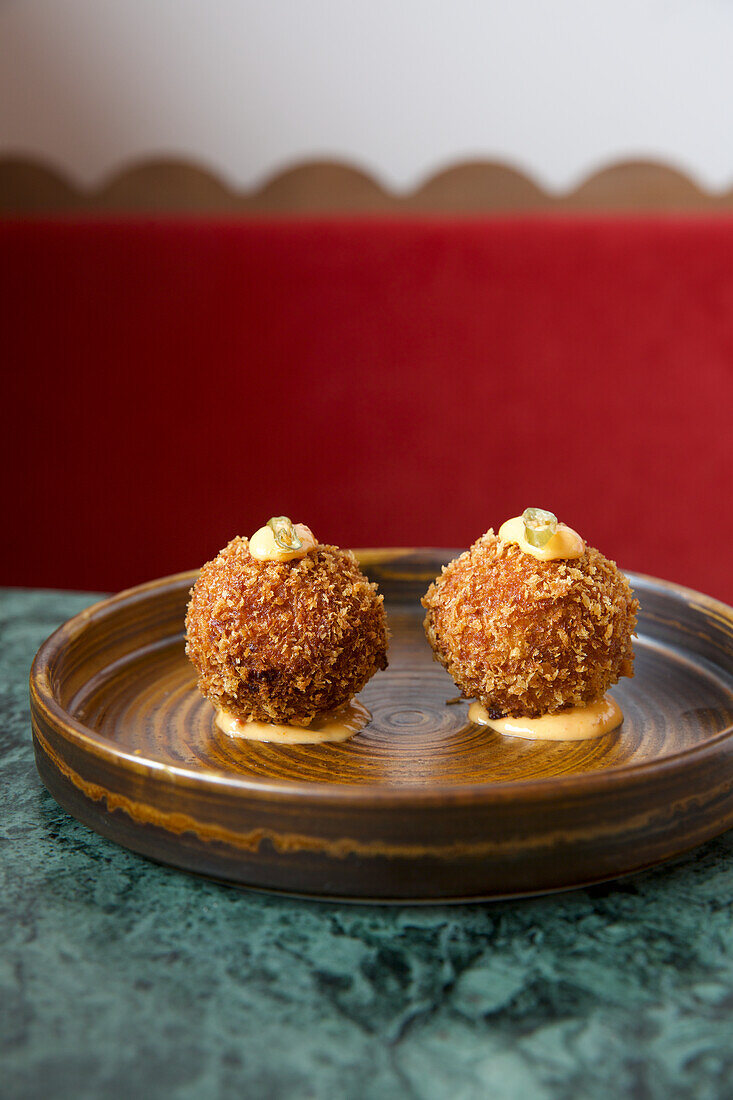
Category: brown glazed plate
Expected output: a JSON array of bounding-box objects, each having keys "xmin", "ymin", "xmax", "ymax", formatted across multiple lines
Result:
[{"xmin": 30, "ymin": 550, "xmax": 733, "ymax": 902}]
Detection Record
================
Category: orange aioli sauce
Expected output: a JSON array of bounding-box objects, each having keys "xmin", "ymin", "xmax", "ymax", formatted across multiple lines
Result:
[
  {"xmin": 469, "ymin": 695, "xmax": 623, "ymax": 741},
  {"xmin": 215, "ymin": 699, "xmax": 370, "ymax": 744}
]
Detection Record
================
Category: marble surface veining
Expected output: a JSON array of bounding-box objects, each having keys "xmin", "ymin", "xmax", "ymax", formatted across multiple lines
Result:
[{"xmin": 2, "ymin": 587, "xmax": 733, "ymax": 1100}]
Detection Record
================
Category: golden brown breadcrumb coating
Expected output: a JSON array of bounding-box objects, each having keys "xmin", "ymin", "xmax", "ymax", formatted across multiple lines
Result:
[
  {"xmin": 186, "ymin": 538, "xmax": 388, "ymax": 726},
  {"xmin": 422, "ymin": 531, "xmax": 638, "ymax": 718}
]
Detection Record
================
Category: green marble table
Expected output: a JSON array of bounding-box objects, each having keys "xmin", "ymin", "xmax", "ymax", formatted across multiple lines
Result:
[{"xmin": 4, "ymin": 588, "xmax": 733, "ymax": 1100}]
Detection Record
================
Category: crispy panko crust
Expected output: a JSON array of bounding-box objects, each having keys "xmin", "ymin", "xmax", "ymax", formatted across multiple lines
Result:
[
  {"xmin": 422, "ymin": 531, "xmax": 638, "ymax": 718},
  {"xmin": 185, "ymin": 538, "xmax": 388, "ymax": 725}
]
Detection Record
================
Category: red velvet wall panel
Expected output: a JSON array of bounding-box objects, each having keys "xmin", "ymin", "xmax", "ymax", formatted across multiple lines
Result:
[{"xmin": 2, "ymin": 217, "xmax": 732, "ymax": 601}]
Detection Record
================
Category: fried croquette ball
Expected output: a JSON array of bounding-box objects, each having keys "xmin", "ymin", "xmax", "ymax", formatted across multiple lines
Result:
[
  {"xmin": 185, "ymin": 535, "xmax": 388, "ymax": 726},
  {"xmin": 422, "ymin": 529, "xmax": 638, "ymax": 719}
]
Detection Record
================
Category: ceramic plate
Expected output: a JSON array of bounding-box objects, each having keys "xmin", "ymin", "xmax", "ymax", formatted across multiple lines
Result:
[{"xmin": 30, "ymin": 551, "xmax": 733, "ymax": 901}]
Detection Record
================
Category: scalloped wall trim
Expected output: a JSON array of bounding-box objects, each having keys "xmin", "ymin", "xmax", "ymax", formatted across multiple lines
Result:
[{"xmin": 2, "ymin": 156, "xmax": 733, "ymax": 215}]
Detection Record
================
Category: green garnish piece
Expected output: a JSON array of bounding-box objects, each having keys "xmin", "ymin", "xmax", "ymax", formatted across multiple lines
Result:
[
  {"xmin": 267, "ymin": 516, "xmax": 302, "ymax": 552},
  {"xmin": 522, "ymin": 508, "xmax": 558, "ymax": 548}
]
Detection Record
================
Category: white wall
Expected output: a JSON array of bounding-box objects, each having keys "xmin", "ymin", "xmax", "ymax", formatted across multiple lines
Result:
[{"xmin": 1, "ymin": 0, "xmax": 732, "ymax": 192}]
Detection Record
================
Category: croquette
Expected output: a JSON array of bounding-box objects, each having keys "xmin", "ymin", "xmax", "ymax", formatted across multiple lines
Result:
[
  {"xmin": 422, "ymin": 530, "xmax": 638, "ymax": 719},
  {"xmin": 185, "ymin": 537, "xmax": 388, "ymax": 726}
]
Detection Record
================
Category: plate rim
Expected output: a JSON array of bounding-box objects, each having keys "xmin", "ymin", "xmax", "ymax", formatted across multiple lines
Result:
[{"xmin": 30, "ymin": 553, "xmax": 733, "ymax": 807}]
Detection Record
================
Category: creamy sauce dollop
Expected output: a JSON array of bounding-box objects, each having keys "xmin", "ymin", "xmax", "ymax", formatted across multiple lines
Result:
[
  {"xmin": 216, "ymin": 699, "xmax": 370, "ymax": 744},
  {"xmin": 249, "ymin": 523, "xmax": 317, "ymax": 562},
  {"xmin": 498, "ymin": 516, "xmax": 585, "ymax": 561},
  {"xmin": 469, "ymin": 695, "xmax": 622, "ymax": 741}
]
